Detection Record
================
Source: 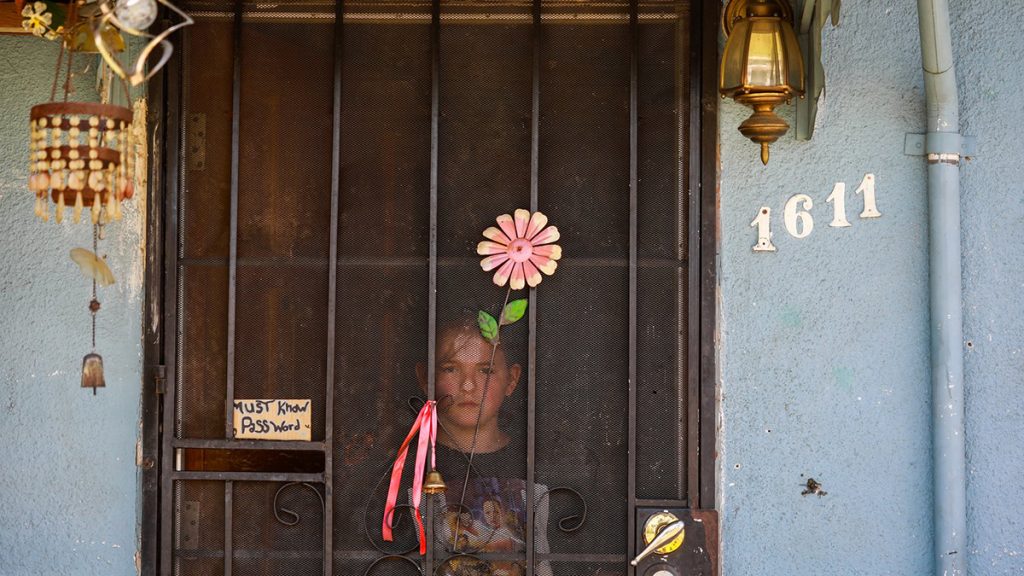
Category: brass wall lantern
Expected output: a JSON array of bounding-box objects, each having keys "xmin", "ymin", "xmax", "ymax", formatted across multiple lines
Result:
[{"xmin": 720, "ymin": 0, "xmax": 805, "ymax": 165}]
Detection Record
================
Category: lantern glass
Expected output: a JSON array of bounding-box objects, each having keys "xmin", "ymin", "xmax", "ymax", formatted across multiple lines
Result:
[
  {"xmin": 720, "ymin": 1, "xmax": 804, "ymax": 96},
  {"xmin": 719, "ymin": 0, "xmax": 806, "ymax": 164}
]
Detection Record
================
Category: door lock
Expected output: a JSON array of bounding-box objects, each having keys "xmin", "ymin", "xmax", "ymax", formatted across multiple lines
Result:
[{"xmin": 630, "ymin": 511, "xmax": 685, "ymax": 566}]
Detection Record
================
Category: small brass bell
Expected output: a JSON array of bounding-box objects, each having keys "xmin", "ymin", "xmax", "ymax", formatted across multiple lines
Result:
[
  {"xmin": 423, "ymin": 469, "xmax": 447, "ymax": 495},
  {"xmin": 81, "ymin": 352, "xmax": 106, "ymax": 395}
]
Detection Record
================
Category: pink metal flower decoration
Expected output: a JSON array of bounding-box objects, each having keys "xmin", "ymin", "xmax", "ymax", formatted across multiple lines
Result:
[{"xmin": 477, "ymin": 209, "xmax": 562, "ymax": 290}]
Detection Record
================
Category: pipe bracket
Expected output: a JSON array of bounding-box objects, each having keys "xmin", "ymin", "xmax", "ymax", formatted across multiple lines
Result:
[{"xmin": 904, "ymin": 132, "xmax": 977, "ymax": 157}]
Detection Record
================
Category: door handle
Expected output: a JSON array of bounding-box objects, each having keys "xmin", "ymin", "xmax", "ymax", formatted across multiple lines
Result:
[{"xmin": 630, "ymin": 517, "xmax": 685, "ymax": 566}]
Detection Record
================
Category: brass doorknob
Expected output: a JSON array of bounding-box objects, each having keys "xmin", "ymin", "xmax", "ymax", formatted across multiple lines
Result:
[{"xmin": 630, "ymin": 512, "xmax": 685, "ymax": 566}]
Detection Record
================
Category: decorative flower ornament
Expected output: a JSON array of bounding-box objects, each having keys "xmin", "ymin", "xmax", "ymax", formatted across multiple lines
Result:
[
  {"xmin": 21, "ymin": 2, "xmax": 58, "ymax": 39},
  {"xmin": 477, "ymin": 209, "xmax": 562, "ymax": 290}
]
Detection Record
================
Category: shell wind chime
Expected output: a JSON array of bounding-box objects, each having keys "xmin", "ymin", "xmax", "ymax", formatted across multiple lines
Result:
[
  {"xmin": 29, "ymin": 101, "xmax": 135, "ymax": 225},
  {"xmin": 23, "ymin": 0, "xmax": 189, "ymax": 394},
  {"xmin": 25, "ymin": 0, "xmax": 141, "ymax": 394},
  {"xmin": 32, "ymin": 99, "xmax": 131, "ymax": 394}
]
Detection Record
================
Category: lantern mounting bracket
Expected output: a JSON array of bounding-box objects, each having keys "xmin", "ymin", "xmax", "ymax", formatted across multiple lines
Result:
[
  {"xmin": 722, "ymin": 0, "xmax": 794, "ymax": 36},
  {"xmin": 795, "ymin": 0, "xmax": 841, "ymax": 141}
]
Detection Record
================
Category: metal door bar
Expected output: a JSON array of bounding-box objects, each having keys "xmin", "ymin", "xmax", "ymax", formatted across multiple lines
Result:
[
  {"xmin": 172, "ymin": 550, "xmax": 629, "ymax": 562},
  {"xmin": 172, "ymin": 471, "xmax": 325, "ymax": 482},
  {"xmin": 224, "ymin": 3, "xmax": 243, "ymax": 574},
  {"xmin": 425, "ymin": 0, "xmax": 441, "ymax": 573},
  {"xmin": 184, "ymin": 11, "xmax": 675, "ymax": 23},
  {"xmin": 685, "ymin": 0, "xmax": 701, "ymax": 508},
  {"xmin": 697, "ymin": 0, "xmax": 718, "ymax": 512},
  {"xmin": 176, "ymin": 256, "xmax": 686, "ymax": 268},
  {"xmin": 525, "ymin": 0, "xmax": 540, "ymax": 574},
  {"xmin": 172, "ymin": 439, "xmax": 327, "ymax": 451},
  {"xmin": 323, "ymin": 0, "xmax": 343, "ymax": 573},
  {"xmin": 225, "ymin": 0, "xmax": 242, "ymax": 442},
  {"xmin": 159, "ymin": 30, "xmax": 183, "ymax": 576},
  {"xmin": 627, "ymin": 0, "xmax": 638, "ymax": 572}
]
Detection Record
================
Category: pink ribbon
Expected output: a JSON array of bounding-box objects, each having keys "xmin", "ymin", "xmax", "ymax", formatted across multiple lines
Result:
[{"xmin": 382, "ymin": 400, "xmax": 438, "ymax": 555}]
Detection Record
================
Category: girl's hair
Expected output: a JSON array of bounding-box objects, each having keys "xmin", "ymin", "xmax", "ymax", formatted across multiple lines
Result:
[{"xmin": 435, "ymin": 310, "xmax": 523, "ymax": 366}]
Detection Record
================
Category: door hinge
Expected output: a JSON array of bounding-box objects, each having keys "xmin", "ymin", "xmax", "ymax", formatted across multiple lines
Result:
[{"xmin": 154, "ymin": 365, "xmax": 167, "ymax": 395}]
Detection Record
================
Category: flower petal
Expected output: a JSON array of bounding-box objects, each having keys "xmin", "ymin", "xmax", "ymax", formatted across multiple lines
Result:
[
  {"xmin": 509, "ymin": 262, "xmax": 526, "ymax": 290},
  {"xmin": 525, "ymin": 211, "xmax": 548, "ymax": 240},
  {"xmin": 533, "ymin": 244, "xmax": 561, "ymax": 260},
  {"xmin": 523, "ymin": 259, "xmax": 543, "ymax": 287},
  {"xmin": 482, "ymin": 226, "xmax": 511, "ymax": 245},
  {"xmin": 496, "ymin": 213, "xmax": 519, "ymax": 241},
  {"xmin": 34, "ymin": 2, "xmax": 47, "ymax": 13},
  {"xmin": 477, "ymin": 240, "xmax": 509, "ymax": 256},
  {"xmin": 530, "ymin": 226, "xmax": 559, "ymax": 246},
  {"xmin": 528, "ymin": 253, "xmax": 552, "ymax": 269},
  {"xmin": 493, "ymin": 259, "xmax": 515, "ymax": 287},
  {"xmin": 513, "ymin": 209, "xmax": 530, "ymax": 238},
  {"xmin": 480, "ymin": 254, "xmax": 509, "ymax": 272},
  {"xmin": 22, "ymin": 5, "xmax": 33, "ymax": 16},
  {"xmin": 536, "ymin": 258, "xmax": 557, "ymax": 276}
]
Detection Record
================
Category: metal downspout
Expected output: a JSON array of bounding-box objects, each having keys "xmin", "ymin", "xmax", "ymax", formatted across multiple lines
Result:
[{"xmin": 917, "ymin": 1, "xmax": 967, "ymax": 574}]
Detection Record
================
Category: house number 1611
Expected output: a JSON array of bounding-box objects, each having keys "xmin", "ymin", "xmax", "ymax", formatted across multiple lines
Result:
[{"xmin": 751, "ymin": 173, "xmax": 880, "ymax": 252}]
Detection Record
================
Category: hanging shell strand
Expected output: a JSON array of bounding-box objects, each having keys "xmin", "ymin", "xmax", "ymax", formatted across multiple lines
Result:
[{"xmin": 28, "ymin": 105, "xmax": 134, "ymax": 224}]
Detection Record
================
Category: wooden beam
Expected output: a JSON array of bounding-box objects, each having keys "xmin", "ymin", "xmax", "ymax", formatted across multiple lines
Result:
[{"xmin": 0, "ymin": 2, "xmax": 30, "ymax": 35}]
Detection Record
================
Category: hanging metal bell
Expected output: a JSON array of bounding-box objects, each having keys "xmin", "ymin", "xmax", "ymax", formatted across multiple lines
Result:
[
  {"xmin": 81, "ymin": 352, "xmax": 106, "ymax": 395},
  {"xmin": 423, "ymin": 469, "xmax": 447, "ymax": 495}
]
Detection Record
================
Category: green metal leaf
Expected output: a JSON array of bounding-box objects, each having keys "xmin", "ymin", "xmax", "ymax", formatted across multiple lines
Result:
[
  {"xmin": 478, "ymin": 310, "xmax": 499, "ymax": 343},
  {"xmin": 501, "ymin": 299, "xmax": 528, "ymax": 326}
]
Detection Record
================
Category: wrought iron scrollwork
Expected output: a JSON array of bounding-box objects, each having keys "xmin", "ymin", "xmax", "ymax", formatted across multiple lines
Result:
[
  {"xmin": 273, "ymin": 482, "xmax": 325, "ymax": 527},
  {"xmin": 433, "ymin": 553, "xmax": 489, "ymax": 576},
  {"xmin": 534, "ymin": 486, "xmax": 588, "ymax": 533},
  {"xmin": 362, "ymin": 554, "xmax": 424, "ymax": 576}
]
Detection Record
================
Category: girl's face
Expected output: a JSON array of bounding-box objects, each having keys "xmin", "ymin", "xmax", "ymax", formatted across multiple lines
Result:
[
  {"xmin": 433, "ymin": 328, "xmax": 520, "ymax": 433},
  {"xmin": 482, "ymin": 500, "xmax": 504, "ymax": 529}
]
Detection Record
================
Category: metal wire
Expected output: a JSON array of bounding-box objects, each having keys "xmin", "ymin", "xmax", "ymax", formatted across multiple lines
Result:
[{"xmin": 91, "ymin": 222, "xmax": 99, "ymax": 351}]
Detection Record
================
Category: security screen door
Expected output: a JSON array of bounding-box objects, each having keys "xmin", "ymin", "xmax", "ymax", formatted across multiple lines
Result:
[{"xmin": 159, "ymin": 0, "xmax": 713, "ymax": 575}]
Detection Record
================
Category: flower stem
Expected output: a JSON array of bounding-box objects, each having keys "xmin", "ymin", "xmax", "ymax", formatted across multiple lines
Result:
[{"xmin": 452, "ymin": 284, "xmax": 513, "ymax": 552}]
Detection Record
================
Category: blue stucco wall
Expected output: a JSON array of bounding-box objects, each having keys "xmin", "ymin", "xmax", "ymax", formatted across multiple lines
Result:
[
  {"xmin": 718, "ymin": 1, "xmax": 1023, "ymax": 575},
  {"xmin": 0, "ymin": 41, "xmax": 144, "ymax": 575},
  {"xmin": 952, "ymin": 2, "xmax": 1024, "ymax": 573}
]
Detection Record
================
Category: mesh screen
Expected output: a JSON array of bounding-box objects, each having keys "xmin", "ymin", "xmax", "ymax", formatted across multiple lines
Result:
[
  {"xmin": 178, "ymin": 265, "xmax": 229, "ymax": 438},
  {"xmin": 174, "ymin": 481, "xmax": 226, "ymax": 576},
  {"xmin": 543, "ymin": 561, "xmax": 625, "ymax": 576},
  {"xmin": 636, "ymin": 1, "xmax": 690, "ymax": 501},
  {"xmin": 180, "ymin": 20, "xmax": 232, "ymax": 261},
  {"xmin": 173, "ymin": 1, "xmax": 693, "ymax": 572},
  {"xmin": 437, "ymin": 4, "xmax": 533, "ymax": 258},
  {"xmin": 232, "ymin": 482, "xmax": 324, "ymax": 569},
  {"xmin": 535, "ymin": 0, "xmax": 631, "ymax": 556},
  {"xmin": 177, "ymin": 19, "xmax": 233, "ymax": 439},
  {"xmin": 339, "ymin": 556, "xmax": 424, "ymax": 576},
  {"xmin": 331, "ymin": 0, "xmax": 432, "ymax": 556},
  {"xmin": 432, "ymin": 6, "xmax": 533, "ymax": 572},
  {"xmin": 175, "ymin": 558, "xmax": 224, "ymax": 576},
  {"xmin": 232, "ymin": 20, "xmax": 334, "ymax": 440},
  {"xmin": 234, "ymin": 559, "xmax": 323, "ymax": 576}
]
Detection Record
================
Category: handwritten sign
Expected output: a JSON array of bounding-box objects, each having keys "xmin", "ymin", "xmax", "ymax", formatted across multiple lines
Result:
[{"xmin": 232, "ymin": 399, "xmax": 312, "ymax": 441}]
